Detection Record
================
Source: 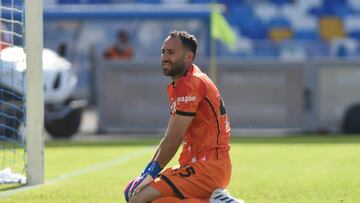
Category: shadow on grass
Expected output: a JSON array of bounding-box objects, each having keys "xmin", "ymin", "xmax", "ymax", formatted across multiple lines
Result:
[
  {"xmin": 0, "ymin": 184, "xmax": 23, "ymax": 192},
  {"xmin": 45, "ymin": 134, "xmax": 360, "ymax": 148}
]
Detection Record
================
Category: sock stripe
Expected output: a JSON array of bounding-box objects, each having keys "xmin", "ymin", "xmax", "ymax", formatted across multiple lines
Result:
[
  {"xmin": 212, "ymin": 190, "xmax": 240, "ymax": 203},
  {"xmin": 214, "ymin": 194, "xmax": 223, "ymax": 199},
  {"xmin": 220, "ymin": 197, "xmax": 230, "ymax": 201}
]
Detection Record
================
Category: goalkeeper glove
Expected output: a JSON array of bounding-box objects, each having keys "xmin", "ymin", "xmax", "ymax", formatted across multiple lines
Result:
[{"xmin": 124, "ymin": 161, "xmax": 162, "ymax": 202}]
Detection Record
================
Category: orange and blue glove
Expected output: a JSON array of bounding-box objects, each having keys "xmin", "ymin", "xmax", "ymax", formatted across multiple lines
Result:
[{"xmin": 124, "ymin": 161, "xmax": 162, "ymax": 202}]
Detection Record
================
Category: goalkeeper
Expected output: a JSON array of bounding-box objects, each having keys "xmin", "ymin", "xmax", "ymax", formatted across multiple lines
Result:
[{"xmin": 124, "ymin": 31, "xmax": 241, "ymax": 203}]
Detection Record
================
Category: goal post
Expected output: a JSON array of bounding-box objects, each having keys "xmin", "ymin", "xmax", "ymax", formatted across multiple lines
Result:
[{"xmin": 25, "ymin": 0, "xmax": 44, "ymax": 185}]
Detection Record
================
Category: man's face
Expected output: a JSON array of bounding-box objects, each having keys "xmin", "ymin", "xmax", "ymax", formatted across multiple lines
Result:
[
  {"xmin": 161, "ymin": 37, "xmax": 187, "ymax": 78},
  {"xmin": 115, "ymin": 35, "xmax": 128, "ymax": 51}
]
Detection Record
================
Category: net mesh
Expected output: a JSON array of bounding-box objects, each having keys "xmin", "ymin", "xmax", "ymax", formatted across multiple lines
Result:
[{"xmin": 0, "ymin": 0, "xmax": 26, "ymax": 183}]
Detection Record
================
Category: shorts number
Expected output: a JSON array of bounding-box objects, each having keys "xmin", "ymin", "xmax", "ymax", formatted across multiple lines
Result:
[{"xmin": 178, "ymin": 166, "xmax": 196, "ymax": 177}]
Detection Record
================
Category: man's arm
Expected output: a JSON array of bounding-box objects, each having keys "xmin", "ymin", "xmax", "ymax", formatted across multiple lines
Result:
[
  {"xmin": 125, "ymin": 114, "xmax": 194, "ymax": 201},
  {"xmin": 153, "ymin": 114, "xmax": 194, "ymax": 168}
]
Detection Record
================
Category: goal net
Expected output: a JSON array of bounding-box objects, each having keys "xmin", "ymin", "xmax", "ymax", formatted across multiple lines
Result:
[{"xmin": 0, "ymin": 0, "xmax": 43, "ymax": 185}]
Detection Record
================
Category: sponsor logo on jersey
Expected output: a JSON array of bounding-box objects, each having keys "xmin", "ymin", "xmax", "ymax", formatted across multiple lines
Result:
[
  {"xmin": 176, "ymin": 96, "xmax": 197, "ymax": 104},
  {"xmin": 170, "ymin": 101, "xmax": 176, "ymax": 114}
]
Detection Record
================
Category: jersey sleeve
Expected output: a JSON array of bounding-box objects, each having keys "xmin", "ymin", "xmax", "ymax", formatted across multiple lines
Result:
[{"xmin": 174, "ymin": 77, "xmax": 206, "ymax": 116}]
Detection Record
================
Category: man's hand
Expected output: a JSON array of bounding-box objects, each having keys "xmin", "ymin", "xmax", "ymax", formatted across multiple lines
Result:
[{"xmin": 124, "ymin": 161, "xmax": 161, "ymax": 202}]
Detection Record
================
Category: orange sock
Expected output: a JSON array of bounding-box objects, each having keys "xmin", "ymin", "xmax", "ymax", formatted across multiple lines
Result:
[{"xmin": 152, "ymin": 197, "xmax": 209, "ymax": 203}]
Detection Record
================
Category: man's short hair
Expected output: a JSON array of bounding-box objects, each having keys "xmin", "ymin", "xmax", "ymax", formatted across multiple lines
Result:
[{"xmin": 169, "ymin": 31, "xmax": 198, "ymax": 59}]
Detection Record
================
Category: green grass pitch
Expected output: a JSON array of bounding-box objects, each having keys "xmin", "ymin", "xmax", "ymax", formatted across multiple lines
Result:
[{"xmin": 1, "ymin": 135, "xmax": 360, "ymax": 203}]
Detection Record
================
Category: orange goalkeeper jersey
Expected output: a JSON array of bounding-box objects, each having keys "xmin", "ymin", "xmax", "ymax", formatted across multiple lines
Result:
[{"xmin": 167, "ymin": 64, "xmax": 231, "ymax": 165}]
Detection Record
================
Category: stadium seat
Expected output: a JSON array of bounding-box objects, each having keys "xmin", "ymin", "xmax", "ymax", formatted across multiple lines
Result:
[
  {"xmin": 227, "ymin": 4, "xmax": 253, "ymax": 19},
  {"xmin": 191, "ymin": 0, "xmax": 211, "ymax": 3},
  {"xmin": 58, "ymin": 0, "xmax": 81, "ymax": 4},
  {"xmin": 308, "ymin": 6, "xmax": 328, "ymax": 17},
  {"xmin": 87, "ymin": 0, "xmax": 111, "ymax": 3},
  {"xmin": 218, "ymin": 0, "xmax": 243, "ymax": 5},
  {"xmin": 290, "ymin": 15, "xmax": 317, "ymax": 31},
  {"xmin": 306, "ymin": 41, "xmax": 330, "ymax": 59},
  {"xmin": 333, "ymin": 4, "xmax": 356, "ymax": 18},
  {"xmin": 323, "ymin": 0, "xmax": 347, "ymax": 7},
  {"xmin": 349, "ymin": 31, "xmax": 360, "ymax": 40},
  {"xmin": 253, "ymin": 41, "xmax": 279, "ymax": 58},
  {"xmin": 226, "ymin": 4, "xmax": 256, "ymax": 35},
  {"xmin": 218, "ymin": 36, "xmax": 253, "ymax": 57},
  {"xmin": 163, "ymin": 0, "xmax": 188, "ymax": 3},
  {"xmin": 270, "ymin": 0, "xmax": 293, "ymax": 6},
  {"xmin": 1, "ymin": 0, "xmax": 23, "ymax": 5},
  {"xmin": 136, "ymin": 0, "xmax": 161, "ymax": 3},
  {"xmin": 319, "ymin": 16, "xmax": 346, "ymax": 41},
  {"xmin": 254, "ymin": 3, "xmax": 279, "ymax": 23},
  {"xmin": 268, "ymin": 27, "xmax": 293, "ymax": 42},
  {"xmin": 236, "ymin": 37, "xmax": 253, "ymax": 55},
  {"xmin": 314, "ymin": 1, "xmax": 355, "ymax": 18},
  {"xmin": 344, "ymin": 16, "xmax": 360, "ymax": 34},
  {"xmin": 293, "ymin": 30, "xmax": 319, "ymax": 40},
  {"xmin": 279, "ymin": 41, "xmax": 307, "ymax": 61},
  {"xmin": 330, "ymin": 38, "xmax": 359, "ymax": 58},
  {"xmin": 268, "ymin": 16, "xmax": 291, "ymax": 29},
  {"xmin": 348, "ymin": 0, "xmax": 360, "ymax": 11},
  {"xmin": 239, "ymin": 17, "xmax": 268, "ymax": 40},
  {"xmin": 295, "ymin": 0, "xmax": 322, "ymax": 13},
  {"xmin": 281, "ymin": 4, "xmax": 306, "ymax": 22}
]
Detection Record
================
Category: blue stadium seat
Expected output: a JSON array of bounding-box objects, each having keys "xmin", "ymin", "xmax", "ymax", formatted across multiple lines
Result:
[
  {"xmin": 296, "ymin": 0, "xmax": 322, "ymax": 14},
  {"xmin": 270, "ymin": 0, "xmax": 293, "ymax": 6},
  {"xmin": 268, "ymin": 16, "xmax": 291, "ymax": 28},
  {"xmin": 306, "ymin": 41, "xmax": 330, "ymax": 59},
  {"xmin": 58, "ymin": 0, "xmax": 81, "ymax": 4},
  {"xmin": 330, "ymin": 38, "xmax": 359, "ymax": 58},
  {"xmin": 191, "ymin": 0, "xmax": 211, "ymax": 3},
  {"xmin": 254, "ymin": 3, "xmax": 279, "ymax": 23},
  {"xmin": 344, "ymin": 16, "xmax": 360, "ymax": 34},
  {"xmin": 308, "ymin": 6, "xmax": 332, "ymax": 17},
  {"xmin": 279, "ymin": 41, "xmax": 307, "ymax": 61},
  {"xmin": 349, "ymin": 31, "xmax": 360, "ymax": 40},
  {"xmin": 310, "ymin": 0, "xmax": 353, "ymax": 17},
  {"xmin": 217, "ymin": 37, "xmax": 253, "ymax": 58},
  {"xmin": 290, "ymin": 15, "xmax": 317, "ymax": 31},
  {"xmin": 1, "ymin": 0, "xmax": 23, "ymax": 4},
  {"xmin": 323, "ymin": 0, "xmax": 347, "ymax": 7},
  {"xmin": 253, "ymin": 42, "xmax": 279, "ymax": 58},
  {"xmin": 239, "ymin": 17, "xmax": 268, "ymax": 39},
  {"xmin": 227, "ymin": 4, "xmax": 253, "ymax": 18},
  {"xmin": 136, "ymin": 0, "xmax": 161, "ymax": 3},
  {"xmin": 293, "ymin": 30, "xmax": 319, "ymax": 40},
  {"xmin": 218, "ymin": 0, "xmax": 243, "ymax": 5},
  {"xmin": 333, "ymin": 5, "xmax": 356, "ymax": 17},
  {"xmin": 225, "ymin": 4, "xmax": 254, "ymax": 29},
  {"xmin": 87, "ymin": 0, "xmax": 111, "ymax": 3},
  {"xmin": 224, "ymin": 5, "xmax": 253, "ymax": 30},
  {"xmin": 348, "ymin": 0, "xmax": 360, "ymax": 12}
]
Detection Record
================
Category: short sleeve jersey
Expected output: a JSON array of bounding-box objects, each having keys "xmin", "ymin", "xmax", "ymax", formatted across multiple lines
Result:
[{"xmin": 167, "ymin": 64, "xmax": 231, "ymax": 165}]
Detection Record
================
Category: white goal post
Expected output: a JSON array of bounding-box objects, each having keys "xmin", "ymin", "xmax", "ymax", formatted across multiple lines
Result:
[{"xmin": 25, "ymin": 0, "xmax": 44, "ymax": 185}]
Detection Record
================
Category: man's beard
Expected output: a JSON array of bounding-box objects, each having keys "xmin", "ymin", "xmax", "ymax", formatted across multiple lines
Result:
[{"xmin": 162, "ymin": 59, "xmax": 186, "ymax": 77}]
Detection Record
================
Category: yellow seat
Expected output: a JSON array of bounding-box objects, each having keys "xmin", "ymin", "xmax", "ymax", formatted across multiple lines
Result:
[
  {"xmin": 319, "ymin": 16, "xmax": 346, "ymax": 41},
  {"xmin": 268, "ymin": 28, "xmax": 293, "ymax": 42}
]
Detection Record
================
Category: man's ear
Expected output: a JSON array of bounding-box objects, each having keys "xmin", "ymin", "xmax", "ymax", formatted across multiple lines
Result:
[{"xmin": 185, "ymin": 51, "xmax": 194, "ymax": 63}]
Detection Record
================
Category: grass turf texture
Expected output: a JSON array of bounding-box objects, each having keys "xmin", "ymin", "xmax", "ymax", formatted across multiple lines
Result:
[{"xmin": 1, "ymin": 135, "xmax": 360, "ymax": 202}]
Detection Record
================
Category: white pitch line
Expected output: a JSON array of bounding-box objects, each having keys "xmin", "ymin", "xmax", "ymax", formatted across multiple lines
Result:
[{"xmin": 0, "ymin": 147, "xmax": 153, "ymax": 199}]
